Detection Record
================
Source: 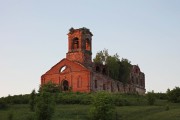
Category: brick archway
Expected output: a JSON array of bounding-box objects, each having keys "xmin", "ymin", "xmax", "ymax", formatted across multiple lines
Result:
[{"xmin": 62, "ymin": 80, "xmax": 69, "ymax": 91}]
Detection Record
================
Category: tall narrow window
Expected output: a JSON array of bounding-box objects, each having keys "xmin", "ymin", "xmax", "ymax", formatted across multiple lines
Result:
[
  {"xmin": 77, "ymin": 77, "xmax": 82, "ymax": 88},
  {"xmin": 103, "ymin": 84, "xmax": 106, "ymax": 90},
  {"xmin": 77, "ymin": 79, "xmax": 79, "ymax": 88},
  {"xmin": 136, "ymin": 78, "xmax": 138, "ymax": 84},
  {"xmin": 96, "ymin": 66, "xmax": 100, "ymax": 72},
  {"xmin": 117, "ymin": 84, "xmax": 120, "ymax": 91},
  {"xmin": 95, "ymin": 80, "xmax": 97, "ymax": 88},
  {"xmin": 62, "ymin": 80, "xmax": 69, "ymax": 91},
  {"xmin": 111, "ymin": 83, "xmax": 113, "ymax": 92},
  {"xmin": 72, "ymin": 37, "xmax": 79, "ymax": 50},
  {"xmin": 102, "ymin": 68, "xmax": 106, "ymax": 75},
  {"xmin": 85, "ymin": 38, "xmax": 90, "ymax": 51}
]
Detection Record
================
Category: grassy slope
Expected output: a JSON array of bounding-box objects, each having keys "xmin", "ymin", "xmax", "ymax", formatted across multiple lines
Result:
[{"xmin": 0, "ymin": 103, "xmax": 180, "ymax": 120}]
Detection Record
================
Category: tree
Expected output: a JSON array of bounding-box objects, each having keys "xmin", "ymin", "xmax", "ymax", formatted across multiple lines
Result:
[
  {"xmin": 93, "ymin": 49, "xmax": 132, "ymax": 85},
  {"xmin": 146, "ymin": 91, "xmax": 156, "ymax": 105},
  {"xmin": 94, "ymin": 49, "xmax": 120, "ymax": 79},
  {"xmin": 29, "ymin": 89, "xmax": 36, "ymax": 111},
  {"xmin": 35, "ymin": 92, "xmax": 55, "ymax": 120},
  {"xmin": 106, "ymin": 55, "xmax": 120, "ymax": 80},
  {"xmin": 118, "ymin": 58, "xmax": 132, "ymax": 85},
  {"xmin": 90, "ymin": 92, "xmax": 115, "ymax": 120},
  {"xmin": 167, "ymin": 87, "xmax": 180, "ymax": 103},
  {"xmin": 93, "ymin": 49, "xmax": 109, "ymax": 64},
  {"xmin": 0, "ymin": 99, "xmax": 7, "ymax": 109},
  {"xmin": 35, "ymin": 82, "xmax": 57, "ymax": 120}
]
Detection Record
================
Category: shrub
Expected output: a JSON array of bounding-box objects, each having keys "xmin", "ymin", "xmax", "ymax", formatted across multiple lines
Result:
[
  {"xmin": 35, "ymin": 92, "xmax": 55, "ymax": 120},
  {"xmin": 2, "ymin": 94, "xmax": 29, "ymax": 104},
  {"xmin": 29, "ymin": 89, "xmax": 36, "ymax": 111},
  {"xmin": 89, "ymin": 92, "xmax": 115, "ymax": 120},
  {"xmin": 167, "ymin": 87, "xmax": 180, "ymax": 103},
  {"xmin": 0, "ymin": 99, "xmax": 7, "ymax": 109},
  {"xmin": 154, "ymin": 93, "xmax": 168, "ymax": 100},
  {"xmin": 39, "ymin": 81, "xmax": 61, "ymax": 93},
  {"xmin": 146, "ymin": 92, "xmax": 156, "ymax": 105}
]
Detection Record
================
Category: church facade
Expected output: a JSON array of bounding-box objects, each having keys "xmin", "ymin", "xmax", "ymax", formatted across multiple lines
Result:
[{"xmin": 41, "ymin": 27, "xmax": 146, "ymax": 94}]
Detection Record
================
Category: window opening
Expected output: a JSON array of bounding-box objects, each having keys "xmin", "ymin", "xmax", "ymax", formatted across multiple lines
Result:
[
  {"xmin": 103, "ymin": 84, "xmax": 106, "ymax": 90},
  {"xmin": 59, "ymin": 66, "xmax": 67, "ymax": 73},
  {"xmin": 62, "ymin": 80, "xmax": 69, "ymax": 91},
  {"xmin": 85, "ymin": 38, "xmax": 91, "ymax": 51},
  {"xmin": 95, "ymin": 80, "xmax": 97, "ymax": 88},
  {"xmin": 96, "ymin": 66, "xmax": 100, "ymax": 72},
  {"xmin": 72, "ymin": 37, "xmax": 79, "ymax": 50},
  {"xmin": 102, "ymin": 68, "xmax": 106, "ymax": 75},
  {"xmin": 117, "ymin": 84, "xmax": 120, "ymax": 91},
  {"xmin": 77, "ymin": 77, "xmax": 82, "ymax": 88}
]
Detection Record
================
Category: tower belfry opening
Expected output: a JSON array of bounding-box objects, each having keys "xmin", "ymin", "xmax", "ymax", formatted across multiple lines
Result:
[
  {"xmin": 85, "ymin": 38, "xmax": 91, "ymax": 51},
  {"xmin": 72, "ymin": 37, "xmax": 79, "ymax": 50},
  {"xmin": 66, "ymin": 27, "xmax": 93, "ymax": 67}
]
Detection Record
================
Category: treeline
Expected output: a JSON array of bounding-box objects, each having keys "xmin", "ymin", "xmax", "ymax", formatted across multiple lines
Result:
[
  {"xmin": 0, "ymin": 83, "xmax": 180, "ymax": 108},
  {"xmin": 0, "ymin": 82, "xmax": 180, "ymax": 120},
  {"xmin": 0, "ymin": 94, "xmax": 29, "ymax": 109},
  {"xmin": 93, "ymin": 49, "xmax": 132, "ymax": 84}
]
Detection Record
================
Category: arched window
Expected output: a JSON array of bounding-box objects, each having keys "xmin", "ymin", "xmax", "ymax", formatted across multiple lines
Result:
[
  {"xmin": 103, "ymin": 84, "xmax": 106, "ymax": 90},
  {"xmin": 102, "ymin": 68, "xmax": 106, "ymax": 75},
  {"xmin": 129, "ymin": 87, "xmax": 131, "ymax": 92},
  {"xmin": 95, "ymin": 80, "xmax": 97, "ymax": 89},
  {"xmin": 77, "ymin": 76, "xmax": 82, "ymax": 88},
  {"xmin": 136, "ymin": 78, "xmax": 138, "ymax": 84},
  {"xmin": 96, "ymin": 66, "xmax": 100, "ymax": 72},
  {"xmin": 62, "ymin": 80, "xmax": 69, "ymax": 91},
  {"xmin": 117, "ymin": 84, "xmax": 120, "ymax": 91},
  {"xmin": 85, "ymin": 38, "xmax": 91, "ymax": 51},
  {"xmin": 131, "ymin": 76, "xmax": 134, "ymax": 83},
  {"xmin": 72, "ymin": 37, "xmax": 79, "ymax": 50},
  {"xmin": 111, "ymin": 83, "xmax": 113, "ymax": 92},
  {"xmin": 135, "ymin": 68, "xmax": 139, "ymax": 73},
  {"xmin": 59, "ymin": 66, "xmax": 67, "ymax": 73}
]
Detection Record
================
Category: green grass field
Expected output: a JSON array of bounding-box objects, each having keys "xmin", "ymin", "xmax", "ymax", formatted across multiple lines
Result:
[{"xmin": 0, "ymin": 102, "xmax": 180, "ymax": 120}]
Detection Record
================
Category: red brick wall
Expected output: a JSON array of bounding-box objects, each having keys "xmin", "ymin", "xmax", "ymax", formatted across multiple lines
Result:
[{"xmin": 41, "ymin": 59, "xmax": 91, "ymax": 92}]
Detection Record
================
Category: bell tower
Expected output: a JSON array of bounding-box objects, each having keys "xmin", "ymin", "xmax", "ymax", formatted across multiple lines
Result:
[{"xmin": 66, "ymin": 27, "xmax": 93, "ymax": 67}]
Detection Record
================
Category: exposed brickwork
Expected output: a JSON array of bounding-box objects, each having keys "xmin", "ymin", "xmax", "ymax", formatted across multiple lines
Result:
[{"xmin": 41, "ymin": 27, "xmax": 146, "ymax": 94}]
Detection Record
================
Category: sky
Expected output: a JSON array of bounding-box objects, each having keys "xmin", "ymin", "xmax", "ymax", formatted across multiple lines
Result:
[{"xmin": 0, "ymin": 0, "xmax": 180, "ymax": 97}]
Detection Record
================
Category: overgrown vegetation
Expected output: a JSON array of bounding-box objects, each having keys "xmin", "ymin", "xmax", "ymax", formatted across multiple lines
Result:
[
  {"xmin": 29, "ymin": 89, "xmax": 36, "ymax": 111},
  {"xmin": 90, "ymin": 92, "xmax": 115, "ymax": 120},
  {"xmin": 39, "ymin": 81, "xmax": 61, "ymax": 93},
  {"xmin": 0, "ymin": 99, "xmax": 7, "ymax": 109},
  {"xmin": 0, "ymin": 94, "xmax": 29, "ymax": 105},
  {"xmin": 93, "ymin": 49, "xmax": 132, "ymax": 85},
  {"xmin": 35, "ymin": 92, "xmax": 55, "ymax": 120},
  {"xmin": 35, "ymin": 82, "xmax": 57, "ymax": 120},
  {"xmin": 146, "ymin": 91, "xmax": 156, "ymax": 105},
  {"xmin": 167, "ymin": 87, "xmax": 180, "ymax": 103},
  {"xmin": 1, "ymin": 85, "xmax": 180, "ymax": 119}
]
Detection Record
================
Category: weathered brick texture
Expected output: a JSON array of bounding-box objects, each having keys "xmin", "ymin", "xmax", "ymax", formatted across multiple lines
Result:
[{"xmin": 41, "ymin": 27, "xmax": 146, "ymax": 94}]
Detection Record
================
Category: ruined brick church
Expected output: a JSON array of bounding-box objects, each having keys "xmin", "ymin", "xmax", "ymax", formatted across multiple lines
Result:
[{"xmin": 41, "ymin": 27, "xmax": 146, "ymax": 95}]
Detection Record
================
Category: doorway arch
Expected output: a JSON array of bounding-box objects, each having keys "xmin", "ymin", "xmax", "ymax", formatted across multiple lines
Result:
[{"xmin": 62, "ymin": 80, "xmax": 69, "ymax": 91}]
